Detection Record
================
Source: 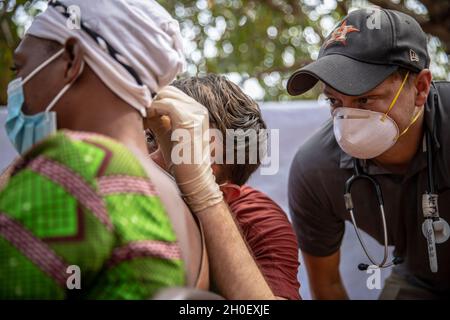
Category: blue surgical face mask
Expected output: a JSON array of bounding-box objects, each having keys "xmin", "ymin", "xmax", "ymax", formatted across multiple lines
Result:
[{"xmin": 5, "ymin": 49, "xmax": 82, "ymax": 154}]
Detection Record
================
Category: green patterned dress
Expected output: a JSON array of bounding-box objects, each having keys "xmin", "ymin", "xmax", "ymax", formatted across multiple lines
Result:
[{"xmin": 0, "ymin": 130, "xmax": 184, "ymax": 299}]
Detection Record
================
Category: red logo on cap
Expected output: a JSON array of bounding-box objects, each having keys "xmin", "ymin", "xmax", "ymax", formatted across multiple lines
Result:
[{"xmin": 324, "ymin": 20, "xmax": 360, "ymax": 48}]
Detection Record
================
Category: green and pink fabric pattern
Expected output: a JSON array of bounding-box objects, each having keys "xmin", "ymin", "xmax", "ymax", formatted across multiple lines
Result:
[{"xmin": 0, "ymin": 130, "xmax": 185, "ymax": 299}]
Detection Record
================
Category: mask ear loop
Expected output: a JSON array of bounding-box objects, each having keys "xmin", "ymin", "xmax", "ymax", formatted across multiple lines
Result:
[
  {"xmin": 45, "ymin": 60, "xmax": 85, "ymax": 113},
  {"xmin": 22, "ymin": 49, "xmax": 65, "ymax": 85},
  {"xmin": 396, "ymin": 107, "xmax": 424, "ymax": 139},
  {"xmin": 381, "ymin": 71, "xmax": 410, "ymax": 122},
  {"xmin": 20, "ymin": 48, "xmax": 65, "ymax": 125}
]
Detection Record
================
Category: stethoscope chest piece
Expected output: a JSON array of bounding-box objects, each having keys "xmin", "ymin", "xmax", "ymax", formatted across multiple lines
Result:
[
  {"xmin": 422, "ymin": 218, "xmax": 450, "ymax": 244},
  {"xmin": 421, "ymin": 193, "xmax": 450, "ymax": 244},
  {"xmin": 421, "ymin": 193, "xmax": 450, "ymax": 273}
]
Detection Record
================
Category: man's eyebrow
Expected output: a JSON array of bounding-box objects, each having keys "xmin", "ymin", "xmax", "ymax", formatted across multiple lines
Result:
[
  {"xmin": 323, "ymin": 89, "xmax": 335, "ymax": 96},
  {"xmin": 359, "ymin": 91, "xmax": 387, "ymax": 99}
]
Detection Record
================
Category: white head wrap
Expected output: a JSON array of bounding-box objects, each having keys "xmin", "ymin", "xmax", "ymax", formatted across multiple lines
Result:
[{"xmin": 26, "ymin": 0, "xmax": 185, "ymax": 117}]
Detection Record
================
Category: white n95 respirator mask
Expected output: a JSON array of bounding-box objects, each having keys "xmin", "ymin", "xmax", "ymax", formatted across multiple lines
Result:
[
  {"xmin": 332, "ymin": 107, "xmax": 400, "ymax": 159},
  {"xmin": 332, "ymin": 71, "xmax": 423, "ymax": 159}
]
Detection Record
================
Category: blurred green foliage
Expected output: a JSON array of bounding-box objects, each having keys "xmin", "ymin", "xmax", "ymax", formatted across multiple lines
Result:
[{"xmin": 0, "ymin": 0, "xmax": 449, "ymax": 104}]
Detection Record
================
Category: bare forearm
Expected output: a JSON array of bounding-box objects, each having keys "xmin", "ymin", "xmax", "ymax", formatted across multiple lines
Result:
[
  {"xmin": 196, "ymin": 201, "xmax": 275, "ymax": 300},
  {"xmin": 312, "ymin": 280, "xmax": 348, "ymax": 300},
  {"xmin": 303, "ymin": 250, "xmax": 348, "ymax": 300}
]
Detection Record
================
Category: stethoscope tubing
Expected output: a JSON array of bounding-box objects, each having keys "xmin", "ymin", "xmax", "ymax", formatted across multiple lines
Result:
[
  {"xmin": 348, "ymin": 206, "xmax": 393, "ymax": 268},
  {"xmin": 345, "ymin": 131, "xmax": 445, "ymax": 272}
]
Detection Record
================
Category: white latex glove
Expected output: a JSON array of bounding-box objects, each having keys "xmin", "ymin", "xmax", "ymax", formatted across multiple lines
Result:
[{"xmin": 145, "ymin": 86, "xmax": 223, "ymax": 213}]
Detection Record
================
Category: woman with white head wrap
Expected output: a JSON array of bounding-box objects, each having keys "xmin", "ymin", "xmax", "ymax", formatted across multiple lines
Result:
[
  {"xmin": 0, "ymin": 0, "xmax": 214, "ymax": 299},
  {"xmin": 27, "ymin": 0, "xmax": 186, "ymax": 117}
]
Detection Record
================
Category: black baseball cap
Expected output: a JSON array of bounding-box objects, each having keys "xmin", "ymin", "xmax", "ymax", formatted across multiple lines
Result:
[{"xmin": 286, "ymin": 9, "xmax": 430, "ymax": 96}]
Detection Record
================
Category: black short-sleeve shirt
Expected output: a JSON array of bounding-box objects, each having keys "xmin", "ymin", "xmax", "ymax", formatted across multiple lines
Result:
[{"xmin": 288, "ymin": 81, "xmax": 450, "ymax": 295}]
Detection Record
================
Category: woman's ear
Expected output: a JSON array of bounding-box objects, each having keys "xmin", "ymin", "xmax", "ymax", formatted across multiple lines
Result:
[
  {"xmin": 62, "ymin": 37, "xmax": 84, "ymax": 84},
  {"xmin": 414, "ymin": 69, "xmax": 432, "ymax": 107}
]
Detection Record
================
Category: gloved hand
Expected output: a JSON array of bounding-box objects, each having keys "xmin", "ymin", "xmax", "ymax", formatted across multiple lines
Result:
[{"xmin": 145, "ymin": 86, "xmax": 223, "ymax": 213}]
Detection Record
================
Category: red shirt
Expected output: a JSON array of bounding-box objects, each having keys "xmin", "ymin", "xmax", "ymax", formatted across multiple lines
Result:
[{"xmin": 221, "ymin": 184, "xmax": 301, "ymax": 300}]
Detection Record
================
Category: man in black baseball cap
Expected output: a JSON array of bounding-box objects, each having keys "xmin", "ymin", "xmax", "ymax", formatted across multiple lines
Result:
[
  {"xmin": 287, "ymin": 8, "xmax": 450, "ymax": 299},
  {"xmin": 287, "ymin": 8, "xmax": 429, "ymax": 96}
]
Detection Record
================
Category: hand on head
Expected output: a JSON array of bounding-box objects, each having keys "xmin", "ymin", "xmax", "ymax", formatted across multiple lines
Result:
[{"xmin": 145, "ymin": 86, "xmax": 223, "ymax": 213}]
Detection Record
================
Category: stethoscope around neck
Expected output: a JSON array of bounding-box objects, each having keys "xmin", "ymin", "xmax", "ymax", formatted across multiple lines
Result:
[{"xmin": 344, "ymin": 131, "xmax": 450, "ymax": 272}]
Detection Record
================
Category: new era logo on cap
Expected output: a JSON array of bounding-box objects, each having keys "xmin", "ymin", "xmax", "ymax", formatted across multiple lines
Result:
[{"xmin": 410, "ymin": 49, "xmax": 419, "ymax": 62}]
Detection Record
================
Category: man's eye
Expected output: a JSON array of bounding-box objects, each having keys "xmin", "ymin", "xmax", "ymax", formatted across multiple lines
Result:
[{"xmin": 358, "ymin": 97, "xmax": 369, "ymax": 105}]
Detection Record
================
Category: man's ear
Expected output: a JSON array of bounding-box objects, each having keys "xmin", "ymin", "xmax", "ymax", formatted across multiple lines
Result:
[
  {"xmin": 414, "ymin": 69, "xmax": 432, "ymax": 107},
  {"xmin": 62, "ymin": 37, "xmax": 84, "ymax": 84}
]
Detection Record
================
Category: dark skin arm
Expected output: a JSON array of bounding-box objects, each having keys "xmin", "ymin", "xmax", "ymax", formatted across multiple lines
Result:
[{"xmin": 303, "ymin": 250, "xmax": 348, "ymax": 300}]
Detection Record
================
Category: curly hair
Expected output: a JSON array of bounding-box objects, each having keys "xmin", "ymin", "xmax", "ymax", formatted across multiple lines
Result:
[{"xmin": 171, "ymin": 74, "xmax": 267, "ymax": 185}]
